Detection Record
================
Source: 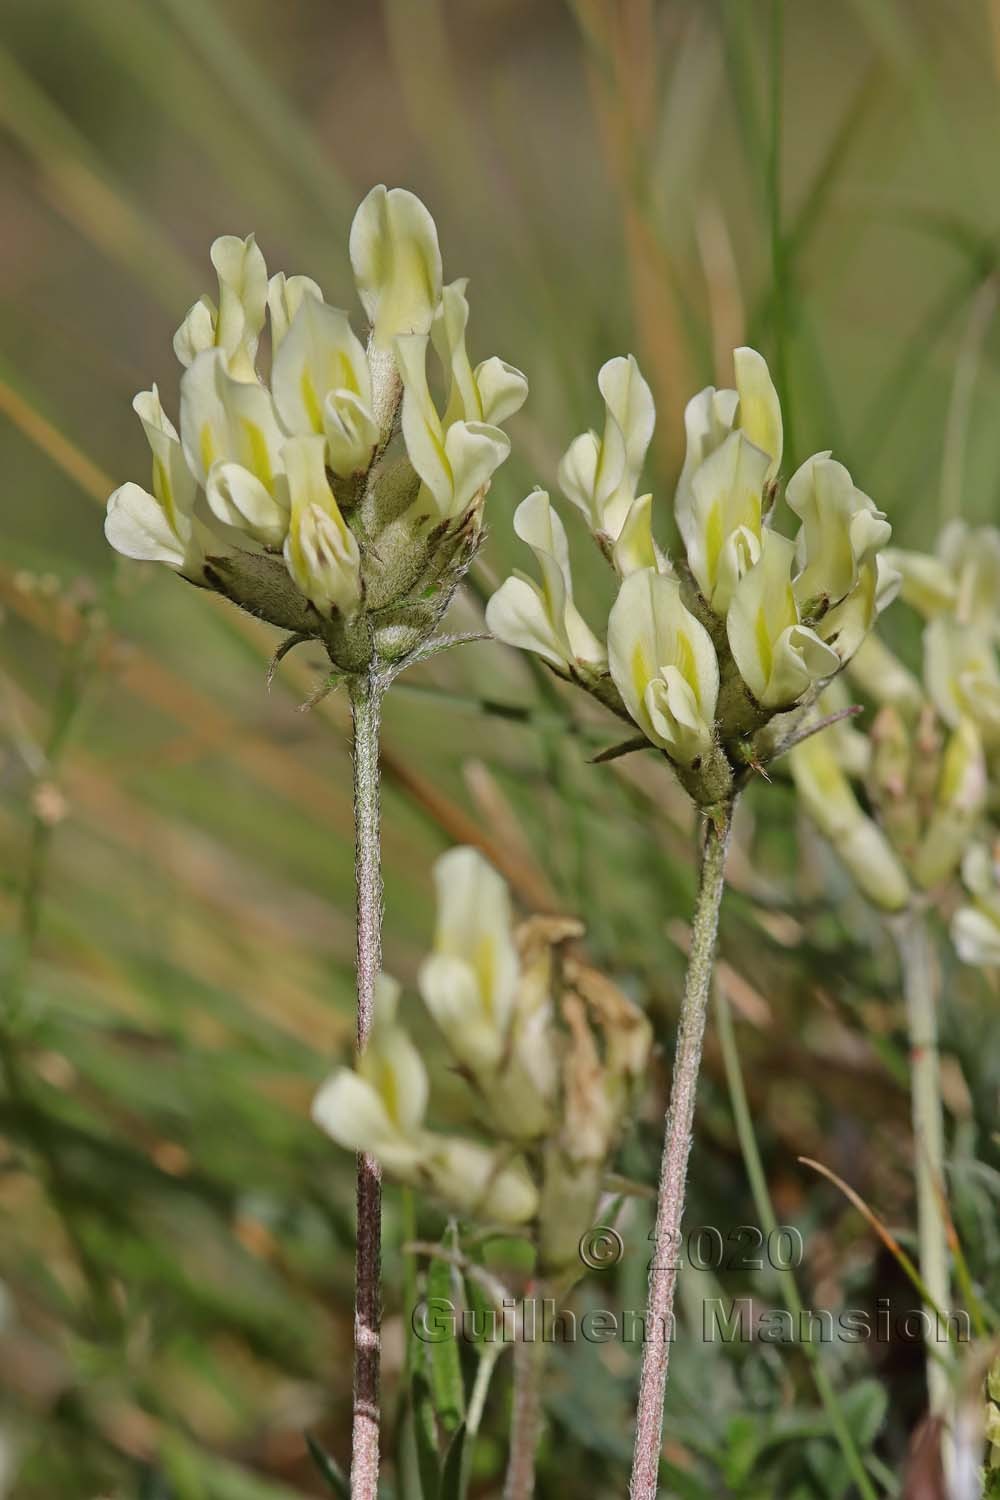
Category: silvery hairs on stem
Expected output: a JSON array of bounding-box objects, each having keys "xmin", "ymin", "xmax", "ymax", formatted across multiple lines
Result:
[
  {"xmin": 485, "ymin": 347, "xmax": 899, "ymax": 813},
  {"xmin": 104, "ymin": 186, "xmax": 528, "ymax": 679},
  {"xmin": 312, "ymin": 846, "xmax": 652, "ymax": 1275}
]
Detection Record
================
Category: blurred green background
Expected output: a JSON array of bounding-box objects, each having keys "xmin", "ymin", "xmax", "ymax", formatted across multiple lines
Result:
[{"xmin": 1, "ymin": 0, "xmax": 1000, "ymax": 1495}]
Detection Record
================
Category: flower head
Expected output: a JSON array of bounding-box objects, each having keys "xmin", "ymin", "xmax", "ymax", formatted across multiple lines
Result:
[
  {"xmin": 488, "ymin": 344, "xmax": 893, "ymax": 808},
  {"xmin": 105, "ymin": 187, "xmax": 526, "ymax": 674},
  {"xmin": 314, "ymin": 850, "xmax": 650, "ymax": 1261}
]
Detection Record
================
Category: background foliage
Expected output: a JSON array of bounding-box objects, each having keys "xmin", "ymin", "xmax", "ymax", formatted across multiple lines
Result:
[{"xmin": 1, "ymin": 0, "xmax": 999, "ymax": 1495}]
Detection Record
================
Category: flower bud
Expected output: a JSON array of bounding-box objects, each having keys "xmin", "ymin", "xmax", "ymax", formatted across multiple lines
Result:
[
  {"xmin": 727, "ymin": 532, "xmax": 840, "ymax": 710},
  {"xmin": 485, "ymin": 490, "xmax": 607, "ymax": 675},
  {"xmin": 912, "ymin": 717, "xmax": 987, "ymax": 889},
  {"xmin": 607, "ymin": 568, "xmax": 720, "ymax": 767},
  {"xmin": 867, "ymin": 704, "xmax": 920, "ymax": 855},
  {"xmin": 558, "ymin": 354, "xmax": 655, "ymax": 541},
  {"xmin": 350, "ymin": 184, "xmax": 443, "ymax": 347},
  {"xmin": 790, "ymin": 731, "xmax": 910, "ymax": 912}
]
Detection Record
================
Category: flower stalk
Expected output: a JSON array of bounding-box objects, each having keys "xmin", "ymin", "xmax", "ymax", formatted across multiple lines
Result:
[
  {"xmin": 503, "ymin": 1291, "xmax": 550, "ymax": 1500},
  {"xmin": 892, "ymin": 906, "xmax": 953, "ymax": 1420},
  {"xmin": 349, "ymin": 669, "xmax": 386, "ymax": 1500},
  {"xmin": 629, "ymin": 801, "xmax": 733, "ymax": 1500}
]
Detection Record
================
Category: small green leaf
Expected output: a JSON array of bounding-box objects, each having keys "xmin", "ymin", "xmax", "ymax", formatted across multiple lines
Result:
[
  {"xmin": 411, "ymin": 1369, "xmax": 443, "ymax": 1498},
  {"xmin": 463, "ymin": 1271, "xmax": 499, "ymax": 1348},
  {"xmin": 438, "ymin": 1423, "xmax": 467, "ymax": 1500},
  {"xmin": 427, "ymin": 1256, "xmax": 465, "ymax": 1432},
  {"xmin": 839, "ymin": 1379, "xmax": 887, "ymax": 1450},
  {"xmin": 722, "ymin": 1412, "xmax": 761, "ymax": 1486},
  {"xmin": 304, "ymin": 1434, "xmax": 349, "ymax": 1498}
]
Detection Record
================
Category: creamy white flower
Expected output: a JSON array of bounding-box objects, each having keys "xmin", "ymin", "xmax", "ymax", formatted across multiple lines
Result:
[
  {"xmin": 396, "ymin": 334, "xmax": 510, "ymax": 521},
  {"xmin": 313, "ymin": 975, "xmax": 429, "ymax": 1174},
  {"xmin": 173, "ymin": 234, "xmax": 268, "ymax": 381},
  {"xmin": 607, "ymin": 568, "xmax": 719, "ymax": 764},
  {"xmin": 558, "ymin": 354, "xmax": 655, "ymax": 541},
  {"xmin": 266, "ymin": 271, "xmax": 323, "ymax": 351},
  {"xmin": 432, "ymin": 279, "xmax": 528, "ymax": 428},
  {"xmin": 727, "ymin": 531, "xmax": 840, "ymax": 709},
  {"xmin": 311, "ymin": 976, "xmax": 539, "ymax": 1224},
  {"xmin": 350, "ymin": 184, "xmax": 443, "ymax": 347},
  {"xmin": 485, "ymin": 490, "xmax": 606, "ymax": 672},
  {"xmin": 675, "ymin": 347, "xmax": 782, "ymax": 546},
  {"xmin": 786, "ymin": 452, "xmax": 891, "ymax": 611},
  {"xmin": 180, "ymin": 348, "xmax": 284, "ymax": 493},
  {"xmin": 686, "ymin": 430, "xmax": 769, "ymax": 614},
  {"xmin": 104, "ymin": 387, "xmax": 206, "ymax": 576},
  {"xmin": 418, "ymin": 847, "xmax": 520, "ymax": 1072},
  {"xmin": 281, "ymin": 434, "xmax": 361, "ymax": 616},
  {"xmin": 271, "ymin": 296, "xmax": 378, "ymax": 476}
]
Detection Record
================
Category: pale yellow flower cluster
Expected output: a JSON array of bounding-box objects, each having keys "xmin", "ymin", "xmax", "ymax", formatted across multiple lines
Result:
[
  {"xmin": 312, "ymin": 848, "xmax": 651, "ymax": 1270},
  {"xmin": 487, "ymin": 349, "xmax": 895, "ymax": 807},
  {"xmin": 789, "ymin": 521, "xmax": 1000, "ymax": 932},
  {"xmin": 105, "ymin": 188, "xmax": 527, "ymax": 672}
]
